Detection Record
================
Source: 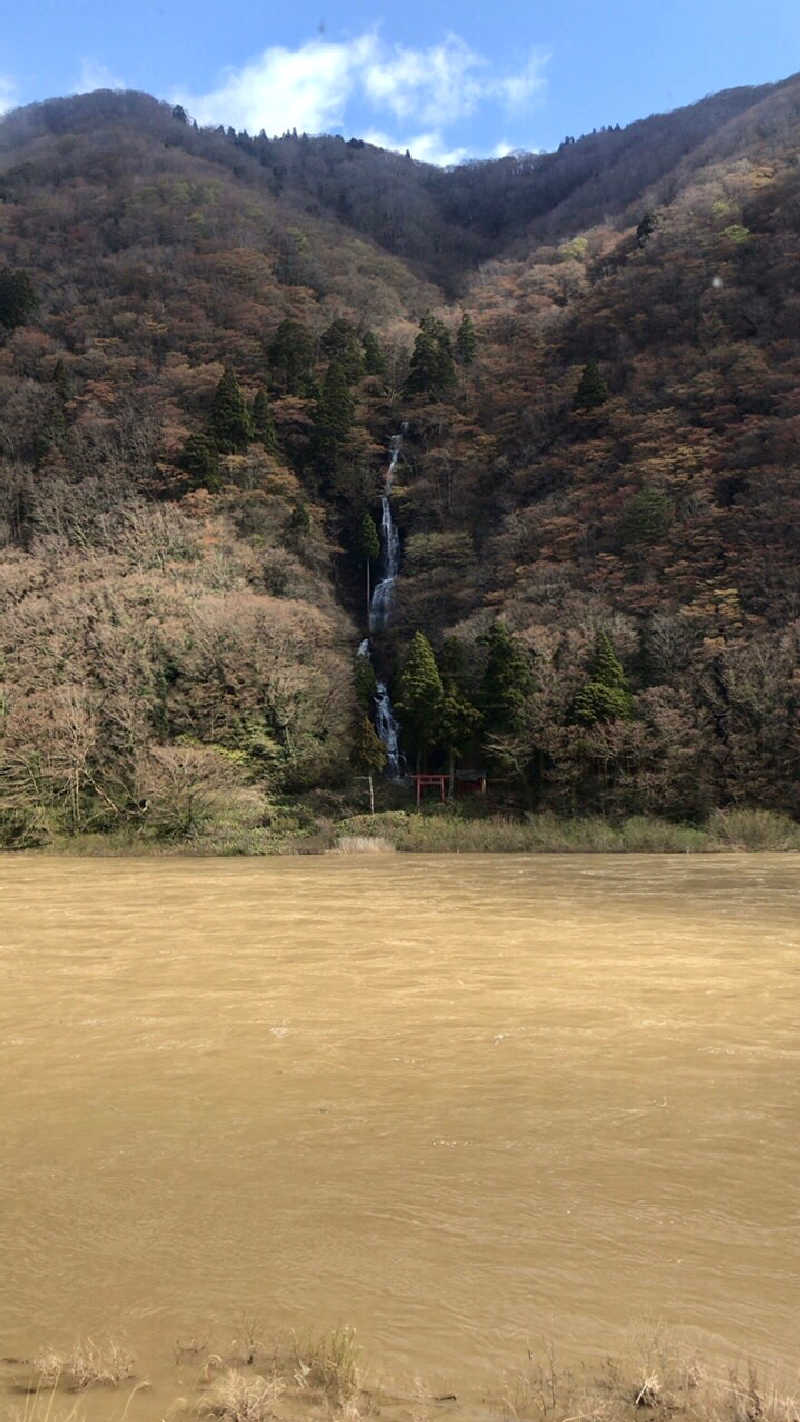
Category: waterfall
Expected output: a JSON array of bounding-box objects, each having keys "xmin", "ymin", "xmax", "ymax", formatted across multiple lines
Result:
[
  {"xmin": 368, "ymin": 436, "xmax": 401, "ymax": 634},
  {"xmin": 373, "ymin": 681, "xmax": 402, "ymax": 778},
  {"xmin": 358, "ymin": 434, "xmax": 406, "ymax": 778}
]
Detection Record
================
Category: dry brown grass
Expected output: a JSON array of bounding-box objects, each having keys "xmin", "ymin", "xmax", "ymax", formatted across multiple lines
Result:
[
  {"xmin": 290, "ymin": 1328, "xmax": 361, "ymax": 1405},
  {"xmin": 29, "ymin": 1339, "xmax": 136, "ymax": 1393},
  {"xmin": 16, "ymin": 1325, "xmax": 797, "ymax": 1422},
  {"xmin": 498, "ymin": 1343, "xmax": 597, "ymax": 1422},
  {"xmin": 182, "ymin": 1324, "xmax": 360, "ymax": 1417},
  {"xmin": 1, "ymin": 1385, "xmax": 83, "ymax": 1422},
  {"xmin": 1, "ymin": 1376, "xmax": 149, "ymax": 1422},
  {"xmin": 698, "ymin": 1362, "xmax": 800, "ymax": 1422},
  {"xmin": 494, "ymin": 1329, "xmax": 800, "ymax": 1422},
  {"xmin": 197, "ymin": 1370, "xmax": 285, "ymax": 1422},
  {"xmin": 332, "ymin": 836, "xmax": 395, "ymax": 854}
]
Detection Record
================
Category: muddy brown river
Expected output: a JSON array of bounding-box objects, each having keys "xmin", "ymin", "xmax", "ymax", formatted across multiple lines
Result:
[{"xmin": 1, "ymin": 853, "xmax": 799, "ymax": 1410}]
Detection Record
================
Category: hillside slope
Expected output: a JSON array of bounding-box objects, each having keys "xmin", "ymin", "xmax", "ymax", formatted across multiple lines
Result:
[
  {"xmin": 0, "ymin": 81, "xmax": 799, "ymax": 842},
  {"xmin": 389, "ymin": 82, "xmax": 800, "ymax": 816}
]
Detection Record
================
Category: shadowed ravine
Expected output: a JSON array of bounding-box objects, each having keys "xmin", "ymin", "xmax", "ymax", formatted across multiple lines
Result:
[{"xmin": 1, "ymin": 853, "xmax": 799, "ymax": 1414}]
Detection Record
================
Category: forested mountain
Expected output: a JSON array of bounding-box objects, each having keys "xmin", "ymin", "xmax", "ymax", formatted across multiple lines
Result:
[{"xmin": 1, "ymin": 76, "xmax": 799, "ymax": 845}]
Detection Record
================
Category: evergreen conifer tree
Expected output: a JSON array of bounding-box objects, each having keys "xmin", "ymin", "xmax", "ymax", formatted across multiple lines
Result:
[
  {"xmin": 573, "ymin": 359, "xmax": 608, "ymax": 412},
  {"xmin": 439, "ymin": 637, "xmax": 471, "ymax": 688},
  {"xmin": 436, "ymin": 636, "xmax": 482, "ymax": 793},
  {"xmin": 350, "ymin": 715, "xmax": 387, "ymax": 813},
  {"xmin": 362, "ymin": 330, "xmax": 386, "ymax": 376},
  {"xmin": 405, "ymin": 325, "xmax": 438, "ymax": 396},
  {"xmin": 209, "ymin": 367, "xmax": 252, "ymax": 453},
  {"xmin": 455, "ymin": 312, "xmax": 477, "ymax": 365},
  {"xmin": 617, "ymin": 486, "xmax": 673, "ymax": 548},
  {"xmin": 431, "ymin": 317, "xmax": 456, "ymax": 388},
  {"xmin": 357, "ymin": 511, "xmax": 380, "ymax": 611},
  {"xmin": 315, "ymin": 360, "xmax": 354, "ymax": 446},
  {"xmin": 405, "ymin": 314, "xmax": 456, "ymax": 398},
  {"xmin": 320, "ymin": 318, "xmax": 364, "ymax": 383},
  {"xmin": 0, "ymin": 268, "xmax": 37, "ymax": 330},
  {"xmin": 438, "ymin": 681, "xmax": 482, "ymax": 797},
  {"xmin": 573, "ymin": 631, "xmax": 633, "ymax": 724},
  {"xmin": 351, "ymin": 714, "xmax": 387, "ymax": 774},
  {"xmin": 354, "ymin": 652, "xmax": 378, "ymax": 708},
  {"xmin": 251, "ymin": 387, "xmax": 278, "ymax": 452},
  {"xmin": 267, "ymin": 318, "xmax": 315, "ymax": 395},
  {"xmin": 179, "ymin": 433, "xmax": 221, "ymax": 491},
  {"xmin": 396, "ymin": 631, "xmax": 444, "ymax": 771},
  {"xmin": 481, "ymin": 622, "xmax": 533, "ymax": 737},
  {"xmin": 636, "ymin": 212, "xmax": 656, "ymax": 246},
  {"xmin": 52, "ymin": 358, "xmax": 71, "ymax": 402},
  {"xmin": 357, "ymin": 512, "xmax": 380, "ymax": 563},
  {"xmin": 286, "ymin": 501, "xmax": 310, "ymax": 539}
]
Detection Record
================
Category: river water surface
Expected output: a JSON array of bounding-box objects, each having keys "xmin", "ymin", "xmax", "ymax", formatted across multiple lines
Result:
[{"xmin": 1, "ymin": 853, "xmax": 798, "ymax": 1405}]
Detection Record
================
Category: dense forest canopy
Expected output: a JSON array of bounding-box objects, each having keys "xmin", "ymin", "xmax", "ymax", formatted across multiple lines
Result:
[{"xmin": 0, "ymin": 74, "xmax": 799, "ymax": 845}]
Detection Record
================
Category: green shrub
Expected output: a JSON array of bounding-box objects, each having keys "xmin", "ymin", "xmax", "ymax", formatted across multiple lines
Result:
[
  {"xmin": 617, "ymin": 816, "xmax": 710, "ymax": 852},
  {"xmin": 617, "ymin": 486, "xmax": 674, "ymax": 548},
  {"xmin": 707, "ymin": 807, "xmax": 800, "ymax": 850},
  {"xmin": 0, "ymin": 805, "xmax": 52, "ymax": 849}
]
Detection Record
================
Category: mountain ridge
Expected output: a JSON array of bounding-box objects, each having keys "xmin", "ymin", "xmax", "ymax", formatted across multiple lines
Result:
[
  {"xmin": 0, "ymin": 72, "xmax": 798, "ymax": 844},
  {"xmin": 3, "ymin": 72, "xmax": 800, "ymax": 286}
]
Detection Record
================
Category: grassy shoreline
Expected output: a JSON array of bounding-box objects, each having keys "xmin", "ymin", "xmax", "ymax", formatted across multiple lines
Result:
[
  {"xmin": 4, "ymin": 1326, "xmax": 798, "ymax": 1422},
  {"xmin": 20, "ymin": 805, "xmax": 800, "ymax": 857}
]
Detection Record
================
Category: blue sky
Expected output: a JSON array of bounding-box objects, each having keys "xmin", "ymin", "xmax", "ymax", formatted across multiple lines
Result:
[{"xmin": 2, "ymin": 0, "xmax": 799, "ymax": 164}]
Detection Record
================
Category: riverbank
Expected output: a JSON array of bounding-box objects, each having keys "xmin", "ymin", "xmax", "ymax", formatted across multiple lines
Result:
[
  {"xmin": 27, "ymin": 804, "xmax": 800, "ymax": 856},
  {"xmin": 332, "ymin": 806, "xmax": 800, "ymax": 854},
  {"xmin": 4, "ymin": 1327, "xmax": 798, "ymax": 1422}
]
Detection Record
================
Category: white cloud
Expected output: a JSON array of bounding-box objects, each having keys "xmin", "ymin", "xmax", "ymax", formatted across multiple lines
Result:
[
  {"xmin": 362, "ymin": 34, "xmax": 486, "ymax": 127},
  {"xmin": 173, "ymin": 34, "xmax": 377, "ymax": 135},
  {"xmin": 172, "ymin": 30, "xmax": 549, "ymax": 161},
  {"xmin": 492, "ymin": 51, "xmax": 549, "ymax": 111},
  {"xmin": 0, "ymin": 75, "xmax": 18, "ymax": 116},
  {"xmin": 75, "ymin": 58, "xmax": 126, "ymax": 92},
  {"xmin": 363, "ymin": 127, "xmax": 470, "ymax": 168},
  {"xmin": 403, "ymin": 132, "xmax": 471, "ymax": 166},
  {"xmin": 362, "ymin": 37, "xmax": 549, "ymax": 127}
]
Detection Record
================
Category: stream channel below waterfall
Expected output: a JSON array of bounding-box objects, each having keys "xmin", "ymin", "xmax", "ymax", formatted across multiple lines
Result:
[{"xmin": 1, "ymin": 852, "xmax": 799, "ymax": 1419}]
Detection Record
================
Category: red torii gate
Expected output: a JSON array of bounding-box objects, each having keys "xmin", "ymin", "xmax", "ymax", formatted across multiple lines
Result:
[
  {"xmin": 410, "ymin": 772, "xmax": 488, "ymax": 806},
  {"xmin": 410, "ymin": 773, "xmax": 447, "ymax": 807}
]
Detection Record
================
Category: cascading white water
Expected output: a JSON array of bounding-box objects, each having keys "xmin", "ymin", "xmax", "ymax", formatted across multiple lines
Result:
[
  {"xmin": 358, "ymin": 434, "xmax": 405, "ymax": 777},
  {"xmin": 368, "ymin": 436, "xmax": 401, "ymax": 634},
  {"xmin": 373, "ymin": 681, "xmax": 401, "ymax": 777}
]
